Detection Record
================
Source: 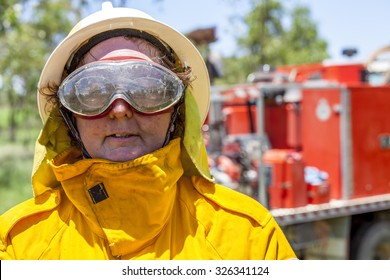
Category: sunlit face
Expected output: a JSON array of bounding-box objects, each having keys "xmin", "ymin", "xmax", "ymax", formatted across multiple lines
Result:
[{"xmin": 74, "ymin": 37, "xmax": 173, "ymax": 161}]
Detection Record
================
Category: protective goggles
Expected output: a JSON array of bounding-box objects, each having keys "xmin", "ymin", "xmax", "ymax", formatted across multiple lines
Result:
[{"xmin": 58, "ymin": 60, "xmax": 185, "ymax": 117}]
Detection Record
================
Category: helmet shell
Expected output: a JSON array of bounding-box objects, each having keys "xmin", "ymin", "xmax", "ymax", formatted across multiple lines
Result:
[{"xmin": 38, "ymin": 3, "xmax": 210, "ymax": 124}]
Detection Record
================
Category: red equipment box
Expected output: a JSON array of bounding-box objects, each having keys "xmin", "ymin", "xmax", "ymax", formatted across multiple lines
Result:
[
  {"xmin": 263, "ymin": 149, "xmax": 307, "ymax": 209},
  {"xmin": 301, "ymin": 85, "xmax": 390, "ymax": 199},
  {"xmin": 301, "ymin": 87, "xmax": 342, "ymax": 200},
  {"xmin": 348, "ymin": 86, "xmax": 390, "ymax": 198}
]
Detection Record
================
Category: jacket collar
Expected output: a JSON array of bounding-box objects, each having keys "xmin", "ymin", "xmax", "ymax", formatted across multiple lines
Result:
[{"xmin": 50, "ymin": 138, "xmax": 183, "ymax": 257}]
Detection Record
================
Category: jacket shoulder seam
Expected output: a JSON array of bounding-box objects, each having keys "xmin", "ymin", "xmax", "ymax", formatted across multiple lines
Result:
[{"xmin": 191, "ymin": 176, "xmax": 272, "ymax": 227}]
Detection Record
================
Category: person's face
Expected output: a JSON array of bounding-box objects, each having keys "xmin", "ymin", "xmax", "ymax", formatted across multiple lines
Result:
[{"xmin": 74, "ymin": 37, "xmax": 174, "ymax": 161}]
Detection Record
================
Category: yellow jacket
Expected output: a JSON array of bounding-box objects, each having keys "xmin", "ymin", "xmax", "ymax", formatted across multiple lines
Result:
[{"xmin": 0, "ymin": 90, "xmax": 297, "ymax": 260}]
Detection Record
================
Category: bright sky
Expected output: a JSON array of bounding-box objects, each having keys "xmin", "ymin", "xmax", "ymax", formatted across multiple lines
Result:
[{"xmin": 95, "ymin": 0, "xmax": 390, "ymax": 63}]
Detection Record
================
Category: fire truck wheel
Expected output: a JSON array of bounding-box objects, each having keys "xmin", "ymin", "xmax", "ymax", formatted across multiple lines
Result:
[{"xmin": 351, "ymin": 221, "xmax": 390, "ymax": 260}]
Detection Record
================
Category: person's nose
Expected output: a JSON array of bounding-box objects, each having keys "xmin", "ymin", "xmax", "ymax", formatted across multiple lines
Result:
[{"xmin": 108, "ymin": 99, "xmax": 134, "ymax": 119}]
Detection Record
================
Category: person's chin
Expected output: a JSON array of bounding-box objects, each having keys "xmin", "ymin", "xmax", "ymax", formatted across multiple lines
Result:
[{"xmin": 105, "ymin": 147, "xmax": 146, "ymax": 162}]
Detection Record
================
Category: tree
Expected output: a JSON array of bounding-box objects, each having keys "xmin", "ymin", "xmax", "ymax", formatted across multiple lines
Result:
[
  {"xmin": 0, "ymin": 0, "xmax": 83, "ymax": 142},
  {"xmin": 282, "ymin": 5, "xmax": 328, "ymax": 64},
  {"xmin": 239, "ymin": 0, "xmax": 285, "ymax": 69},
  {"xmin": 219, "ymin": 0, "xmax": 328, "ymax": 84}
]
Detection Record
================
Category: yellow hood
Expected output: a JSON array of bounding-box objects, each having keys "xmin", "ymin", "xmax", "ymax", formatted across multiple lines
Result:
[{"xmin": 32, "ymin": 88, "xmax": 213, "ymax": 198}]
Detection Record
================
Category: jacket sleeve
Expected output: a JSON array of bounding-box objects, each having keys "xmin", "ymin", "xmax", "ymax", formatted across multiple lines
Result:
[{"xmin": 261, "ymin": 216, "xmax": 298, "ymax": 260}]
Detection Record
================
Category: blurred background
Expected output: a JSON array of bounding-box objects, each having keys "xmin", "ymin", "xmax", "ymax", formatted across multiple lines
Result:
[{"xmin": 1, "ymin": 0, "xmax": 390, "ymax": 259}]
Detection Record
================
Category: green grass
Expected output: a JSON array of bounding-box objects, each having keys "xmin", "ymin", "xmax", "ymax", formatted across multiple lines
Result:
[
  {"xmin": 0, "ymin": 107, "xmax": 42, "ymax": 214},
  {"xmin": 0, "ymin": 142, "xmax": 36, "ymax": 215}
]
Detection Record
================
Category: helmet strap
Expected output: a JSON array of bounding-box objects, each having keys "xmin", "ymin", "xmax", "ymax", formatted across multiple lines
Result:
[
  {"xmin": 59, "ymin": 105, "xmax": 92, "ymax": 158},
  {"xmin": 162, "ymin": 104, "xmax": 181, "ymax": 147}
]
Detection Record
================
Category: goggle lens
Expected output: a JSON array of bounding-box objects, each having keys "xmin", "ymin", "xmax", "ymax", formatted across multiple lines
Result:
[{"xmin": 58, "ymin": 60, "xmax": 184, "ymax": 117}]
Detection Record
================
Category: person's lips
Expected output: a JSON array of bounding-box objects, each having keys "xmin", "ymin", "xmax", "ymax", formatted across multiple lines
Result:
[{"xmin": 111, "ymin": 133, "xmax": 132, "ymax": 138}]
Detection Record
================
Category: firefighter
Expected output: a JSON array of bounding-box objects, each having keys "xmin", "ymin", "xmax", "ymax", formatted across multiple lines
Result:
[{"xmin": 0, "ymin": 2, "xmax": 297, "ymax": 260}]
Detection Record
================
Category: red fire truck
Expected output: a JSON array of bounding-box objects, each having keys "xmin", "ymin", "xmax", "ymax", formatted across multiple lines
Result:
[{"xmin": 205, "ymin": 46, "xmax": 390, "ymax": 259}]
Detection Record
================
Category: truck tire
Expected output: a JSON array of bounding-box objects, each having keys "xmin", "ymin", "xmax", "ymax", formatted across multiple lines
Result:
[{"xmin": 351, "ymin": 221, "xmax": 390, "ymax": 260}]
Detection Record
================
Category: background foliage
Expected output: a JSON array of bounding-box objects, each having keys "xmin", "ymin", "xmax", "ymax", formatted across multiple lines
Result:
[
  {"xmin": 0, "ymin": 0, "xmax": 328, "ymax": 214},
  {"xmin": 219, "ymin": 0, "xmax": 328, "ymax": 83}
]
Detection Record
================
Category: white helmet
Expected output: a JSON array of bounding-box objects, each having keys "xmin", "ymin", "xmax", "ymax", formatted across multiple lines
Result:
[{"xmin": 37, "ymin": 1, "xmax": 210, "ymax": 124}]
